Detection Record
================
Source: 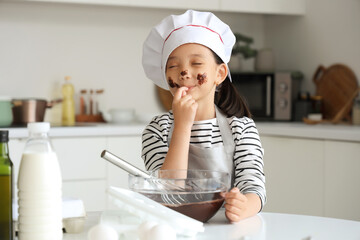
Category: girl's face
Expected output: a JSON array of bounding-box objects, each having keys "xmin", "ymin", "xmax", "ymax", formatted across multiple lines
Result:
[{"xmin": 165, "ymin": 43, "xmax": 227, "ymax": 102}]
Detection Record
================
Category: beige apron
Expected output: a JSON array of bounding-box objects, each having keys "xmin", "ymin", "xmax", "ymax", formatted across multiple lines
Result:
[{"xmin": 168, "ymin": 106, "xmax": 235, "ymax": 186}]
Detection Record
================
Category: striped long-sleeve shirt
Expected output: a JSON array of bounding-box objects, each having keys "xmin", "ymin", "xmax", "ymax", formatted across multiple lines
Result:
[{"xmin": 141, "ymin": 111, "xmax": 266, "ymax": 207}]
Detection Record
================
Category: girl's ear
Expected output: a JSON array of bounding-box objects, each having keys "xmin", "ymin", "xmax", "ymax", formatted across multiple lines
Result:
[{"xmin": 216, "ymin": 63, "xmax": 228, "ymax": 85}]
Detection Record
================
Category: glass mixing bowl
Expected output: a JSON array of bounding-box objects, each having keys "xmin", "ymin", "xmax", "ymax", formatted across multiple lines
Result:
[{"xmin": 128, "ymin": 169, "xmax": 230, "ymax": 222}]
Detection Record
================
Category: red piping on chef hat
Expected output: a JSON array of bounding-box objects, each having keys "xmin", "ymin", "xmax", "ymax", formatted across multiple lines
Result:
[{"xmin": 142, "ymin": 9, "xmax": 236, "ymax": 90}]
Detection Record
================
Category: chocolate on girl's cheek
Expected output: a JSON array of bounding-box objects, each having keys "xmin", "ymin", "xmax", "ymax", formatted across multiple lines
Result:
[
  {"xmin": 168, "ymin": 77, "xmax": 180, "ymax": 88},
  {"xmin": 197, "ymin": 73, "xmax": 207, "ymax": 85}
]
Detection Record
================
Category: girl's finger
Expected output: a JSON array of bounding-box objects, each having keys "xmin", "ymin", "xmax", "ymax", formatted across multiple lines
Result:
[
  {"xmin": 225, "ymin": 197, "xmax": 242, "ymax": 207},
  {"xmin": 225, "ymin": 210, "xmax": 241, "ymax": 223},
  {"xmin": 173, "ymin": 86, "xmax": 188, "ymax": 101}
]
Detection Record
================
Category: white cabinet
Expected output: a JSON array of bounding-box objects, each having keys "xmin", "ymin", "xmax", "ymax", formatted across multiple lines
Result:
[
  {"xmin": 261, "ymin": 136, "xmax": 324, "ymax": 216},
  {"xmin": 106, "ymin": 136, "xmax": 144, "ymax": 190},
  {"xmin": 63, "ymin": 180, "xmax": 107, "ymax": 212},
  {"xmin": 260, "ymin": 135, "xmax": 360, "ymax": 221},
  {"xmin": 128, "ymin": 0, "xmax": 220, "ymax": 11},
  {"xmin": 9, "ymin": 132, "xmax": 145, "ymax": 212},
  {"xmin": 324, "ymin": 140, "xmax": 360, "ymax": 221},
  {"xmin": 21, "ymin": 0, "xmax": 305, "ymax": 15},
  {"xmin": 52, "ymin": 137, "xmax": 107, "ymax": 181},
  {"xmin": 52, "ymin": 137, "xmax": 108, "ymax": 211},
  {"xmin": 221, "ymin": 0, "xmax": 306, "ymax": 15}
]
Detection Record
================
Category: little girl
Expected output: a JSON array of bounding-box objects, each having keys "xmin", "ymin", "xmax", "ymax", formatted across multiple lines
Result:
[{"xmin": 141, "ymin": 10, "xmax": 266, "ymax": 222}]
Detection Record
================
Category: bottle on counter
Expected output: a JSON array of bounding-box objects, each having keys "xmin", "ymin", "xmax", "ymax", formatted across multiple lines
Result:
[
  {"xmin": 62, "ymin": 76, "xmax": 75, "ymax": 126},
  {"xmin": 0, "ymin": 130, "xmax": 13, "ymax": 240},
  {"xmin": 17, "ymin": 122, "xmax": 62, "ymax": 240},
  {"xmin": 94, "ymin": 89, "xmax": 104, "ymax": 115},
  {"xmin": 79, "ymin": 89, "xmax": 88, "ymax": 115},
  {"xmin": 89, "ymin": 89, "xmax": 94, "ymax": 115}
]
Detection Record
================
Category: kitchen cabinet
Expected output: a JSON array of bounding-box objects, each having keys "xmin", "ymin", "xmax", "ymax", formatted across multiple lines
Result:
[
  {"xmin": 53, "ymin": 137, "xmax": 108, "ymax": 211},
  {"xmin": 260, "ymin": 136, "xmax": 324, "ymax": 216},
  {"xmin": 260, "ymin": 134, "xmax": 360, "ymax": 221},
  {"xmin": 221, "ymin": 0, "xmax": 306, "ymax": 15},
  {"xmin": 9, "ymin": 137, "xmax": 109, "ymax": 212},
  {"xmin": 20, "ymin": 0, "xmax": 306, "ymax": 15},
  {"xmin": 6, "ymin": 124, "xmax": 146, "ymax": 212},
  {"xmin": 52, "ymin": 137, "xmax": 107, "ymax": 181},
  {"xmin": 324, "ymin": 140, "xmax": 360, "ymax": 221},
  {"xmin": 106, "ymin": 136, "xmax": 144, "ymax": 190},
  {"xmin": 9, "ymin": 134, "xmax": 145, "ymax": 212}
]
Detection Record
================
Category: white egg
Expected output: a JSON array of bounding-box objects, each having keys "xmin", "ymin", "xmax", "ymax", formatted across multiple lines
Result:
[
  {"xmin": 88, "ymin": 224, "xmax": 118, "ymax": 240},
  {"xmin": 147, "ymin": 223, "xmax": 176, "ymax": 240},
  {"xmin": 138, "ymin": 221, "xmax": 158, "ymax": 240}
]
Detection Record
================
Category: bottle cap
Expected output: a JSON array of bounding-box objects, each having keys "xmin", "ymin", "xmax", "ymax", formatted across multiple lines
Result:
[
  {"xmin": 0, "ymin": 130, "xmax": 9, "ymax": 142},
  {"xmin": 27, "ymin": 122, "xmax": 50, "ymax": 133}
]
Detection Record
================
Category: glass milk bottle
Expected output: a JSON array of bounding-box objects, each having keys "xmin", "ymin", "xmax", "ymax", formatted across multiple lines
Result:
[
  {"xmin": 0, "ymin": 130, "xmax": 13, "ymax": 240},
  {"xmin": 17, "ymin": 122, "xmax": 62, "ymax": 240}
]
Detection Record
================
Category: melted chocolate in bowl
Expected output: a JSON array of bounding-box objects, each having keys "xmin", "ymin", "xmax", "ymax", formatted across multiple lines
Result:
[
  {"xmin": 165, "ymin": 197, "xmax": 224, "ymax": 222},
  {"xmin": 140, "ymin": 191, "xmax": 225, "ymax": 222}
]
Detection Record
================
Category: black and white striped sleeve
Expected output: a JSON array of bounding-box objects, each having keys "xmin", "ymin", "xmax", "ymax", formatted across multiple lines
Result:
[
  {"xmin": 141, "ymin": 113, "xmax": 171, "ymax": 171},
  {"xmin": 231, "ymin": 117, "xmax": 266, "ymax": 209}
]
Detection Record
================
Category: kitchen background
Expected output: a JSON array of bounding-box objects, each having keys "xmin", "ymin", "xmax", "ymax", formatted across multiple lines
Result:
[
  {"xmin": 1, "ymin": 0, "xmax": 360, "ymax": 224},
  {"xmin": 1, "ymin": 0, "xmax": 359, "ymax": 123}
]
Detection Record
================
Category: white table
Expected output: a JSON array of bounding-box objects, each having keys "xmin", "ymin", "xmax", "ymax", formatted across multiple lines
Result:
[{"xmin": 64, "ymin": 209, "xmax": 360, "ymax": 240}]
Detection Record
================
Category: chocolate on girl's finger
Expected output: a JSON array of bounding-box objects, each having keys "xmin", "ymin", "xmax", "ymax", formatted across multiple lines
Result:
[
  {"xmin": 197, "ymin": 72, "xmax": 207, "ymax": 85},
  {"xmin": 168, "ymin": 77, "xmax": 180, "ymax": 88}
]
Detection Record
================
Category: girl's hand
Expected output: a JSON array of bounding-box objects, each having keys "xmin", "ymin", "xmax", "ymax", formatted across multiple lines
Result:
[
  {"xmin": 223, "ymin": 187, "xmax": 249, "ymax": 222},
  {"xmin": 172, "ymin": 87, "xmax": 198, "ymax": 129}
]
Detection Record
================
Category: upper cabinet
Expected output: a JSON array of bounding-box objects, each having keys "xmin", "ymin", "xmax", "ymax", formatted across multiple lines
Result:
[
  {"xmin": 220, "ymin": 0, "xmax": 306, "ymax": 15},
  {"xmin": 20, "ymin": 0, "xmax": 306, "ymax": 15}
]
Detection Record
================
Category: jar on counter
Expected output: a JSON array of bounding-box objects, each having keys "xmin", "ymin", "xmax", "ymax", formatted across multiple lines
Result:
[
  {"xmin": 352, "ymin": 96, "xmax": 360, "ymax": 125},
  {"xmin": 308, "ymin": 95, "xmax": 323, "ymax": 121}
]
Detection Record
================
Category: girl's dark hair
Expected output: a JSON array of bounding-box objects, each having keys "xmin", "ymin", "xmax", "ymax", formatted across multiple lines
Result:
[{"xmin": 211, "ymin": 51, "xmax": 252, "ymax": 118}]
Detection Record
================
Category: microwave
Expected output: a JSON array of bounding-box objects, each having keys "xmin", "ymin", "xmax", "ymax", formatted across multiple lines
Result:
[{"xmin": 231, "ymin": 72, "xmax": 302, "ymax": 121}]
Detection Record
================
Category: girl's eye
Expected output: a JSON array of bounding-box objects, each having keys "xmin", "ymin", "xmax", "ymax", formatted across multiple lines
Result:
[
  {"xmin": 167, "ymin": 65, "xmax": 178, "ymax": 69},
  {"xmin": 192, "ymin": 62, "xmax": 202, "ymax": 66}
]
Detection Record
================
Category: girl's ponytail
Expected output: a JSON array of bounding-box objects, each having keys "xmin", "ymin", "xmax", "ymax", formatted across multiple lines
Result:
[
  {"xmin": 215, "ymin": 78, "xmax": 252, "ymax": 118},
  {"xmin": 211, "ymin": 50, "xmax": 252, "ymax": 118}
]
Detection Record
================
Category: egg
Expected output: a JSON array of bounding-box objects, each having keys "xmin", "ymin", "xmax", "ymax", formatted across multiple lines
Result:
[
  {"xmin": 88, "ymin": 224, "xmax": 118, "ymax": 240},
  {"xmin": 138, "ymin": 221, "xmax": 158, "ymax": 240},
  {"xmin": 147, "ymin": 223, "xmax": 176, "ymax": 240}
]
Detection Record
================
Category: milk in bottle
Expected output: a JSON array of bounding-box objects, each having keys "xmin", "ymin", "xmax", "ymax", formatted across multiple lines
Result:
[{"xmin": 17, "ymin": 122, "xmax": 62, "ymax": 240}]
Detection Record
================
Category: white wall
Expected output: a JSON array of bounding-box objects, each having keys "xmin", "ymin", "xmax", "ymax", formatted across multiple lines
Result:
[
  {"xmin": 264, "ymin": 0, "xmax": 360, "ymax": 94},
  {"xmin": 0, "ymin": 2, "xmax": 265, "ymax": 124}
]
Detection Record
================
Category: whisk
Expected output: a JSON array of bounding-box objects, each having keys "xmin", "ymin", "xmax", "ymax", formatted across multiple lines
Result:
[{"xmin": 101, "ymin": 150, "xmax": 189, "ymax": 205}]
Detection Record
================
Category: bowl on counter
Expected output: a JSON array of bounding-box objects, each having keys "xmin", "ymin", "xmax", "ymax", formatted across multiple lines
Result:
[
  {"xmin": 103, "ymin": 108, "xmax": 135, "ymax": 124},
  {"xmin": 128, "ymin": 169, "xmax": 230, "ymax": 222}
]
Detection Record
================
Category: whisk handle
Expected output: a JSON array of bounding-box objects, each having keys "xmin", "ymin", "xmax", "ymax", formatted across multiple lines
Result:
[{"xmin": 101, "ymin": 150, "xmax": 150, "ymax": 178}]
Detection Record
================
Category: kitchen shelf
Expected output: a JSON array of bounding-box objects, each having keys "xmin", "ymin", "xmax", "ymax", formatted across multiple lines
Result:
[{"xmin": 14, "ymin": 0, "xmax": 306, "ymax": 15}]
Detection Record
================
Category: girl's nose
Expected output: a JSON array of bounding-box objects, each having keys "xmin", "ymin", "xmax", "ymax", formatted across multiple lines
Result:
[{"xmin": 180, "ymin": 70, "xmax": 189, "ymax": 80}]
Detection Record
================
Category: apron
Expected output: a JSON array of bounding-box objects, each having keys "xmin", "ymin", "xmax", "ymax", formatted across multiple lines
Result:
[{"xmin": 167, "ymin": 106, "xmax": 236, "ymax": 186}]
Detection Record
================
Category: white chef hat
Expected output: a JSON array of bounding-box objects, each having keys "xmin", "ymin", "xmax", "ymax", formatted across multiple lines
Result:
[{"xmin": 142, "ymin": 9, "xmax": 235, "ymax": 90}]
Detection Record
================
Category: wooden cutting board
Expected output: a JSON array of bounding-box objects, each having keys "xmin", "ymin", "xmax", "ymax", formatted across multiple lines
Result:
[{"xmin": 313, "ymin": 64, "xmax": 358, "ymax": 120}]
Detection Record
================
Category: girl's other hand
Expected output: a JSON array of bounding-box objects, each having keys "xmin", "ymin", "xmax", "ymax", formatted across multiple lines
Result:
[
  {"xmin": 223, "ymin": 187, "xmax": 249, "ymax": 222},
  {"xmin": 172, "ymin": 87, "xmax": 198, "ymax": 129}
]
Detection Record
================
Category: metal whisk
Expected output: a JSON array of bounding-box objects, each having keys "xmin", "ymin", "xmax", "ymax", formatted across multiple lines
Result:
[{"xmin": 101, "ymin": 150, "xmax": 189, "ymax": 205}]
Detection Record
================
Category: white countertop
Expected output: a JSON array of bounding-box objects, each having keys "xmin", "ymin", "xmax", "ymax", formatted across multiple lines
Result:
[
  {"xmin": 63, "ymin": 209, "xmax": 360, "ymax": 240},
  {"xmin": 256, "ymin": 122, "xmax": 360, "ymax": 142},
  {"xmin": 3, "ymin": 121, "xmax": 360, "ymax": 142}
]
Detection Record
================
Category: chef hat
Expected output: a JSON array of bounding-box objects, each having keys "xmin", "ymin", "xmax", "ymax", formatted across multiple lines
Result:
[{"xmin": 142, "ymin": 9, "xmax": 235, "ymax": 90}]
